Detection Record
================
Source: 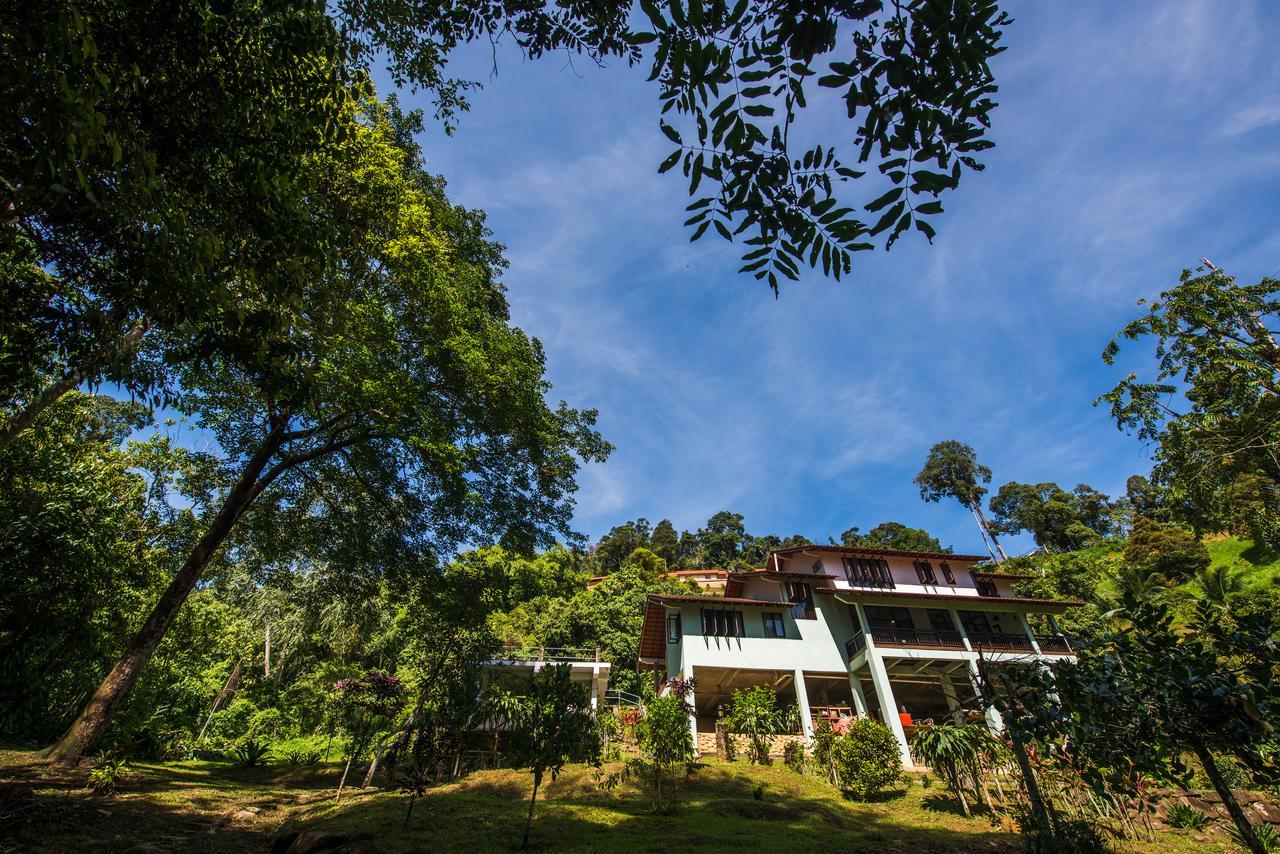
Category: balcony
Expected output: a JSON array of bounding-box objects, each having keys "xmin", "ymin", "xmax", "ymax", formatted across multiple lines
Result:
[
  {"xmin": 1036, "ymin": 634, "xmax": 1075, "ymax": 654},
  {"xmin": 965, "ymin": 632, "xmax": 1036, "ymax": 652},
  {"xmin": 868, "ymin": 627, "xmax": 966, "ymax": 649},
  {"xmin": 497, "ymin": 645, "xmax": 602, "ymax": 662},
  {"xmin": 844, "ymin": 631, "xmax": 867, "ymax": 659}
]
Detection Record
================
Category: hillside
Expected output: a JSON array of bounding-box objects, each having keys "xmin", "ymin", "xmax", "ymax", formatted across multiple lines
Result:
[
  {"xmin": 1204, "ymin": 534, "xmax": 1280, "ymax": 589},
  {"xmin": 0, "ymin": 750, "xmax": 1244, "ymax": 853}
]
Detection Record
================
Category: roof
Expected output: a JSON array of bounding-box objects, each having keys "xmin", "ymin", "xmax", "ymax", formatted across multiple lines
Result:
[
  {"xmin": 972, "ymin": 571, "xmax": 1039, "ymax": 581},
  {"xmin": 647, "ymin": 593, "xmax": 783, "ymax": 607},
  {"xmin": 638, "ymin": 599, "xmax": 669, "ymax": 663},
  {"xmin": 662, "ymin": 568, "xmax": 728, "ymax": 577},
  {"xmin": 813, "ymin": 587, "xmax": 1085, "ymax": 610},
  {"xmin": 771, "ymin": 544, "xmax": 990, "ymax": 563}
]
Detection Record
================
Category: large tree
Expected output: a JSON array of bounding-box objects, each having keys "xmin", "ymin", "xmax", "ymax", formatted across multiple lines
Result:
[
  {"xmin": 987, "ymin": 481, "xmax": 1116, "ymax": 553},
  {"xmin": 914, "ymin": 439, "xmax": 1006, "ymax": 560},
  {"xmin": 839, "ymin": 520, "xmax": 946, "ymax": 552},
  {"xmin": 1099, "ymin": 264, "xmax": 1280, "ymax": 549},
  {"xmin": 43, "ymin": 100, "xmax": 609, "ymax": 763}
]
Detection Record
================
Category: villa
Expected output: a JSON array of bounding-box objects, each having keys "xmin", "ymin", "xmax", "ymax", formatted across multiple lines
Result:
[{"xmin": 637, "ymin": 545, "xmax": 1083, "ymax": 767}]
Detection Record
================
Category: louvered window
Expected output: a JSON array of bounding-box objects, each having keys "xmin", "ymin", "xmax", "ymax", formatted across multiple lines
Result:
[
  {"xmin": 913, "ymin": 560, "xmax": 938, "ymax": 584},
  {"xmin": 940, "ymin": 561, "xmax": 956, "ymax": 584},
  {"xmin": 842, "ymin": 556, "xmax": 895, "ymax": 588},
  {"xmin": 700, "ymin": 608, "xmax": 746, "ymax": 638}
]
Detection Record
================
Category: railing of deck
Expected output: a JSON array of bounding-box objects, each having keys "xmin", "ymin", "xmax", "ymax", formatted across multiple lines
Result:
[{"xmin": 498, "ymin": 645, "xmax": 601, "ymax": 662}]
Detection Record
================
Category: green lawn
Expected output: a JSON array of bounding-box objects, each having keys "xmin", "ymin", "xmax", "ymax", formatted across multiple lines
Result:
[
  {"xmin": 0, "ymin": 749, "xmax": 1240, "ymax": 853},
  {"xmin": 1205, "ymin": 534, "xmax": 1280, "ymax": 589}
]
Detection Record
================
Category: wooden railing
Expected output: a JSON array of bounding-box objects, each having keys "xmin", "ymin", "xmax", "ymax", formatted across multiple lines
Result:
[
  {"xmin": 868, "ymin": 627, "xmax": 966, "ymax": 649},
  {"xmin": 1036, "ymin": 634, "xmax": 1074, "ymax": 654},
  {"xmin": 965, "ymin": 632, "xmax": 1035, "ymax": 652},
  {"xmin": 498, "ymin": 645, "xmax": 601, "ymax": 662}
]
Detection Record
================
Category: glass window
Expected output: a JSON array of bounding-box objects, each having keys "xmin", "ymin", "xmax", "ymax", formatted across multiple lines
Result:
[
  {"xmin": 700, "ymin": 608, "xmax": 746, "ymax": 638},
  {"xmin": 927, "ymin": 609, "xmax": 954, "ymax": 633},
  {"xmin": 865, "ymin": 605, "xmax": 913, "ymax": 629},
  {"xmin": 913, "ymin": 560, "xmax": 937, "ymax": 584},
  {"xmin": 762, "ymin": 612, "xmax": 786, "ymax": 638},
  {"xmin": 786, "ymin": 582, "xmax": 816, "ymax": 620},
  {"xmin": 940, "ymin": 561, "xmax": 956, "ymax": 584},
  {"xmin": 667, "ymin": 614, "xmax": 681, "ymax": 643},
  {"xmin": 959, "ymin": 610, "xmax": 993, "ymax": 636},
  {"xmin": 843, "ymin": 557, "xmax": 896, "ymax": 588}
]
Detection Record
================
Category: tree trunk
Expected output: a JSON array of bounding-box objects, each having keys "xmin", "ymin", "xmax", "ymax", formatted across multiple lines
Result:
[
  {"xmin": 971, "ymin": 500, "xmax": 1008, "ymax": 562},
  {"xmin": 0, "ymin": 320, "xmax": 148, "ymax": 452},
  {"xmin": 522, "ymin": 769, "xmax": 541, "ymax": 849},
  {"xmin": 264, "ymin": 623, "xmax": 271, "ymax": 678},
  {"xmin": 1194, "ymin": 741, "xmax": 1264, "ymax": 854},
  {"xmin": 196, "ymin": 658, "xmax": 243, "ymax": 743},
  {"xmin": 42, "ymin": 431, "xmax": 282, "ymax": 765}
]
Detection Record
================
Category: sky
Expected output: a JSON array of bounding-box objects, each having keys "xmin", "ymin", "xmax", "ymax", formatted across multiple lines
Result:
[{"xmin": 372, "ymin": 0, "xmax": 1280, "ymax": 557}]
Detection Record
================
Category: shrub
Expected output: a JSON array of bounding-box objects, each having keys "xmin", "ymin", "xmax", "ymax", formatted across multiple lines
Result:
[
  {"xmin": 1215, "ymin": 755, "xmax": 1253, "ymax": 790},
  {"xmin": 234, "ymin": 737, "xmax": 273, "ymax": 767},
  {"xmin": 782, "ymin": 740, "xmax": 806, "ymax": 774},
  {"xmin": 87, "ymin": 757, "xmax": 130, "ymax": 794},
  {"xmin": 1229, "ymin": 821, "xmax": 1279, "ymax": 853},
  {"xmin": 833, "ymin": 719, "xmax": 902, "ymax": 799},
  {"xmin": 725, "ymin": 684, "xmax": 781, "ymax": 765},
  {"xmin": 247, "ymin": 707, "xmax": 288, "ymax": 740},
  {"xmin": 1165, "ymin": 802, "xmax": 1210, "ymax": 830}
]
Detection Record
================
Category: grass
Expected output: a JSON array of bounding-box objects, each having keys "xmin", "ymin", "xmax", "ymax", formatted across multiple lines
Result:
[
  {"xmin": 0, "ymin": 749, "xmax": 1241, "ymax": 853},
  {"xmin": 1204, "ymin": 534, "xmax": 1280, "ymax": 589}
]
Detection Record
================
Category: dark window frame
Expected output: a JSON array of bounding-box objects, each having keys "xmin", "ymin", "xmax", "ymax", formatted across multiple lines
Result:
[
  {"xmin": 667, "ymin": 614, "xmax": 681, "ymax": 643},
  {"xmin": 940, "ymin": 561, "xmax": 956, "ymax": 584},
  {"xmin": 913, "ymin": 559, "xmax": 938, "ymax": 584},
  {"xmin": 927, "ymin": 608, "xmax": 954, "ymax": 633},
  {"xmin": 865, "ymin": 605, "xmax": 914, "ymax": 630},
  {"xmin": 842, "ymin": 556, "xmax": 896, "ymax": 589},
  {"xmin": 700, "ymin": 607, "xmax": 746, "ymax": 638},
  {"xmin": 786, "ymin": 582, "xmax": 817, "ymax": 620},
  {"xmin": 762, "ymin": 612, "xmax": 786, "ymax": 638}
]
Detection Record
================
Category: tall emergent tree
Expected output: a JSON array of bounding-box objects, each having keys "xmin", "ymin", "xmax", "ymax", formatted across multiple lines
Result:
[
  {"xmin": 1099, "ymin": 263, "xmax": 1280, "ymax": 550},
  {"xmin": 43, "ymin": 99, "xmax": 610, "ymax": 763},
  {"xmin": 987, "ymin": 482, "xmax": 1116, "ymax": 553},
  {"xmin": 914, "ymin": 440, "xmax": 1006, "ymax": 560}
]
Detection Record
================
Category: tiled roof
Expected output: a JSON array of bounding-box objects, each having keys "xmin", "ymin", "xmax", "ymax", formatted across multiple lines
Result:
[
  {"xmin": 647, "ymin": 593, "xmax": 783, "ymax": 606},
  {"xmin": 971, "ymin": 571, "xmax": 1039, "ymax": 581},
  {"xmin": 772, "ymin": 544, "xmax": 990, "ymax": 562},
  {"xmin": 813, "ymin": 586, "xmax": 1085, "ymax": 609}
]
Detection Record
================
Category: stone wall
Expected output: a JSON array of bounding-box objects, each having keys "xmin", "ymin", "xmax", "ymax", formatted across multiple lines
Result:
[
  {"xmin": 695, "ymin": 731, "xmax": 805, "ymax": 757},
  {"xmin": 1152, "ymin": 789, "xmax": 1280, "ymax": 827}
]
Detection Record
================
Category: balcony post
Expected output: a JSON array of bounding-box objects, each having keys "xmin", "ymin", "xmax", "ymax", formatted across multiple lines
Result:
[
  {"xmin": 939, "ymin": 674, "xmax": 964, "ymax": 724},
  {"xmin": 1018, "ymin": 613, "xmax": 1042, "ymax": 655},
  {"xmin": 866, "ymin": 650, "xmax": 912, "ymax": 769},
  {"xmin": 794, "ymin": 670, "xmax": 815, "ymax": 743},
  {"xmin": 685, "ymin": 664, "xmax": 698, "ymax": 750},
  {"xmin": 848, "ymin": 672, "xmax": 869, "ymax": 717},
  {"xmin": 966, "ymin": 659, "xmax": 1004, "ymax": 733},
  {"xmin": 948, "ymin": 608, "xmax": 973, "ymax": 652}
]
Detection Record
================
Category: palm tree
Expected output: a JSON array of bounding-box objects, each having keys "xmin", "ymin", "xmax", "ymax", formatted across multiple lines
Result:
[
  {"xmin": 1192, "ymin": 565, "xmax": 1243, "ymax": 607},
  {"xmin": 909, "ymin": 722, "xmax": 1003, "ymax": 817}
]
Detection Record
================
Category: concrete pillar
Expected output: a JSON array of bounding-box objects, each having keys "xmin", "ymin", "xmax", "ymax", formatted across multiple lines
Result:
[
  {"xmin": 939, "ymin": 673, "xmax": 963, "ymax": 724},
  {"xmin": 1018, "ymin": 613, "xmax": 1043, "ymax": 655},
  {"xmin": 966, "ymin": 658, "xmax": 1004, "ymax": 732},
  {"xmin": 589, "ymin": 671, "xmax": 600, "ymax": 711},
  {"xmin": 949, "ymin": 608, "xmax": 973, "ymax": 652},
  {"xmin": 794, "ymin": 669, "xmax": 814, "ymax": 742},
  {"xmin": 866, "ymin": 650, "xmax": 912, "ymax": 769},
  {"xmin": 848, "ymin": 672, "xmax": 869, "ymax": 717},
  {"xmin": 686, "ymin": 663, "xmax": 698, "ymax": 749}
]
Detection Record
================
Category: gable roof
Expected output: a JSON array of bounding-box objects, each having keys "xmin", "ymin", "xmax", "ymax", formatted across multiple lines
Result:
[{"xmin": 772, "ymin": 544, "xmax": 989, "ymax": 563}]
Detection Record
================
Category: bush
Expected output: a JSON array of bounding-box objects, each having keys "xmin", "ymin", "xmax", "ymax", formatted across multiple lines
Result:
[
  {"xmin": 233, "ymin": 737, "xmax": 273, "ymax": 767},
  {"xmin": 833, "ymin": 719, "xmax": 902, "ymax": 799},
  {"xmin": 782, "ymin": 740, "xmax": 806, "ymax": 774},
  {"xmin": 247, "ymin": 707, "xmax": 289, "ymax": 740},
  {"xmin": 86, "ymin": 757, "xmax": 130, "ymax": 795},
  {"xmin": 725, "ymin": 685, "xmax": 781, "ymax": 765},
  {"xmin": 1215, "ymin": 755, "xmax": 1253, "ymax": 790},
  {"xmin": 1229, "ymin": 821, "xmax": 1279, "ymax": 853},
  {"xmin": 1165, "ymin": 802, "xmax": 1210, "ymax": 830}
]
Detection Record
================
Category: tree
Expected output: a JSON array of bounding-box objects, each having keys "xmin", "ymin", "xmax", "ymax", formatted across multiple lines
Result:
[
  {"xmin": 1099, "ymin": 264, "xmax": 1280, "ymax": 542},
  {"xmin": 1123, "ymin": 517, "xmax": 1209, "ymax": 583},
  {"xmin": 592, "ymin": 519, "xmax": 653, "ymax": 574},
  {"xmin": 914, "ymin": 440, "xmax": 1007, "ymax": 560},
  {"xmin": 504, "ymin": 664, "xmax": 601, "ymax": 847},
  {"xmin": 630, "ymin": 677, "xmax": 697, "ymax": 812},
  {"xmin": 650, "ymin": 519, "xmax": 681, "ymax": 566},
  {"xmin": 42, "ymin": 99, "xmax": 609, "ymax": 764},
  {"xmin": 833, "ymin": 718, "xmax": 903, "ymax": 799},
  {"xmin": 988, "ymin": 482, "xmax": 1115, "ymax": 552},
  {"xmin": 1, "ymin": 0, "xmax": 358, "ymax": 449},
  {"xmin": 839, "ymin": 521, "xmax": 946, "ymax": 552},
  {"xmin": 336, "ymin": 0, "xmax": 1011, "ymax": 291},
  {"xmin": 725, "ymin": 684, "xmax": 782, "ymax": 764},
  {"xmin": 696, "ymin": 510, "xmax": 748, "ymax": 567},
  {"xmin": 908, "ymin": 721, "xmax": 1003, "ymax": 817}
]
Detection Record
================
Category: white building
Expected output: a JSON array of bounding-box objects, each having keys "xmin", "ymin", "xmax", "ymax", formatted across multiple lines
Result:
[{"xmin": 637, "ymin": 545, "xmax": 1081, "ymax": 767}]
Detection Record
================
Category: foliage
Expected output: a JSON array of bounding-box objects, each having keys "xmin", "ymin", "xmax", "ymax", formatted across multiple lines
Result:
[
  {"xmin": 234, "ymin": 738, "xmax": 273, "ymax": 767},
  {"xmin": 503, "ymin": 664, "xmax": 601, "ymax": 846},
  {"xmin": 840, "ymin": 521, "xmax": 946, "ymax": 553},
  {"xmin": 1100, "ymin": 266, "xmax": 1280, "ymax": 545},
  {"xmin": 86, "ymin": 756, "xmax": 130, "ymax": 794},
  {"xmin": 782, "ymin": 740, "xmax": 806, "ymax": 774},
  {"xmin": 908, "ymin": 722, "xmax": 1003, "ymax": 818},
  {"xmin": 833, "ymin": 718, "xmax": 903, "ymax": 799},
  {"xmin": 630, "ymin": 683, "xmax": 698, "ymax": 813},
  {"xmin": 1164, "ymin": 802, "xmax": 1210, "ymax": 830},
  {"xmin": 1124, "ymin": 517, "xmax": 1210, "ymax": 583},
  {"xmin": 915, "ymin": 440, "xmax": 1005, "ymax": 558},
  {"xmin": 725, "ymin": 684, "xmax": 782, "ymax": 764},
  {"xmin": 1230, "ymin": 822, "xmax": 1280, "ymax": 854},
  {"xmin": 988, "ymin": 482, "xmax": 1118, "ymax": 552}
]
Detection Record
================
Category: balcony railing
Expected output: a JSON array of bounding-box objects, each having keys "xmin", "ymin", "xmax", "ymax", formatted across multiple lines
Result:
[
  {"xmin": 1036, "ymin": 634, "xmax": 1074, "ymax": 654},
  {"xmin": 844, "ymin": 631, "xmax": 867, "ymax": 659},
  {"xmin": 497, "ymin": 645, "xmax": 601, "ymax": 662},
  {"xmin": 868, "ymin": 627, "xmax": 966, "ymax": 649},
  {"xmin": 965, "ymin": 632, "xmax": 1036, "ymax": 652}
]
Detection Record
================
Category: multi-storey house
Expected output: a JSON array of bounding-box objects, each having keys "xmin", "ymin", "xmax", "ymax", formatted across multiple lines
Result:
[{"xmin": 637, "ymin": 545, "xmax": 1082, "ymax": 766}]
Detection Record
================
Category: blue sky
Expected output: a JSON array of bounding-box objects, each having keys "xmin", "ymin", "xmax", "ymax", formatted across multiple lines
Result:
[{"xmin": 374, "ymin": 1, "xmax": 1280, "ymax": 556}]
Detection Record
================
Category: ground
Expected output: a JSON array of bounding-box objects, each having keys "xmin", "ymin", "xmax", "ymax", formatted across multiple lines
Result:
[
  {"xmin": 0, "ymin": 749, "xmax": 1243, "ymax": 853},
  {"xmin": 1205, "ymin": 534, "xmax": 1280, "ymax": 589}
]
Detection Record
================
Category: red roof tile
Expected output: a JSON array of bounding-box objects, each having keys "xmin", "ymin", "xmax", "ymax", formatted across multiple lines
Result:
[{"xmin": 813, "ymin": 587, "xmax": 1085, "ymax": 609}]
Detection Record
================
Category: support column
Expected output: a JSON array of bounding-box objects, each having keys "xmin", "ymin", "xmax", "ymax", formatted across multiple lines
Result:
[
  {"xmin": 867, "ymin": 650, "xmax": 912, "ymax": 769},
  {"xmin": 939, "ymin": 673, "xmax": 963, "ymax": 724},
  {"xmin": 966, "ymin": 658, "xmax": 1004, "ymax": 732},
  {"xmin": 848, "ymin": 672, "xmax": 869, "ymax": 717},
  {"xmin": 1018, "ymin": 613, "xmax": 1043, "ymax": 655},
  {"xmin": 949, "ymin": 608, "xmax": 973, "ymax": 652},
  {"xmin": 589, "ymin": 670, "xmax": 600, "ymax": 711},
  {"xmin": 685, "ymin": 664, "xmax": 698, "ymax": 749},
  {"xmin": 794, "ymin": 670, "xmax": 814, "ymax": 743}
]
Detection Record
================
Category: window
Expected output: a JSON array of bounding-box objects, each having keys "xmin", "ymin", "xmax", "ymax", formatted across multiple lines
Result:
[
  {"xmin": 667, "ymin": 614, "xmax": 681, "ymax": 643},
  {"xmin": 842, "ymin": 556, "xmax": 895, "ymax": 588},
  {"xmin": 762, "ymin": 612, "xmax": 786, "ymax": 638},
  {"xmin": 959, "ymin": 610, "xmax": 993, "ymax": 636},
  {"xmin": 865, "ymin": 605, "xmax": 913, "ymax": 630},
  {"xmin": 940, "ymin": 561, "xmax": 956, "ymax": 584},
  {"xmin": 786, "ymin": 582, "xmax": 816, "ymax": 619},
  {"xmin": 927, "ymin": 609, "xmax": 954, "ymax": 633},
  {"xmin": 974, "ymin": 576, "xmax": 999, "ymax": 597},
  {"xmin": 913, "ymin": 559, "xmax": 937, "ymax": 584},
  {"xmin": 700, "ymin": 608, "xmax": 745, "ymax": 638}
]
